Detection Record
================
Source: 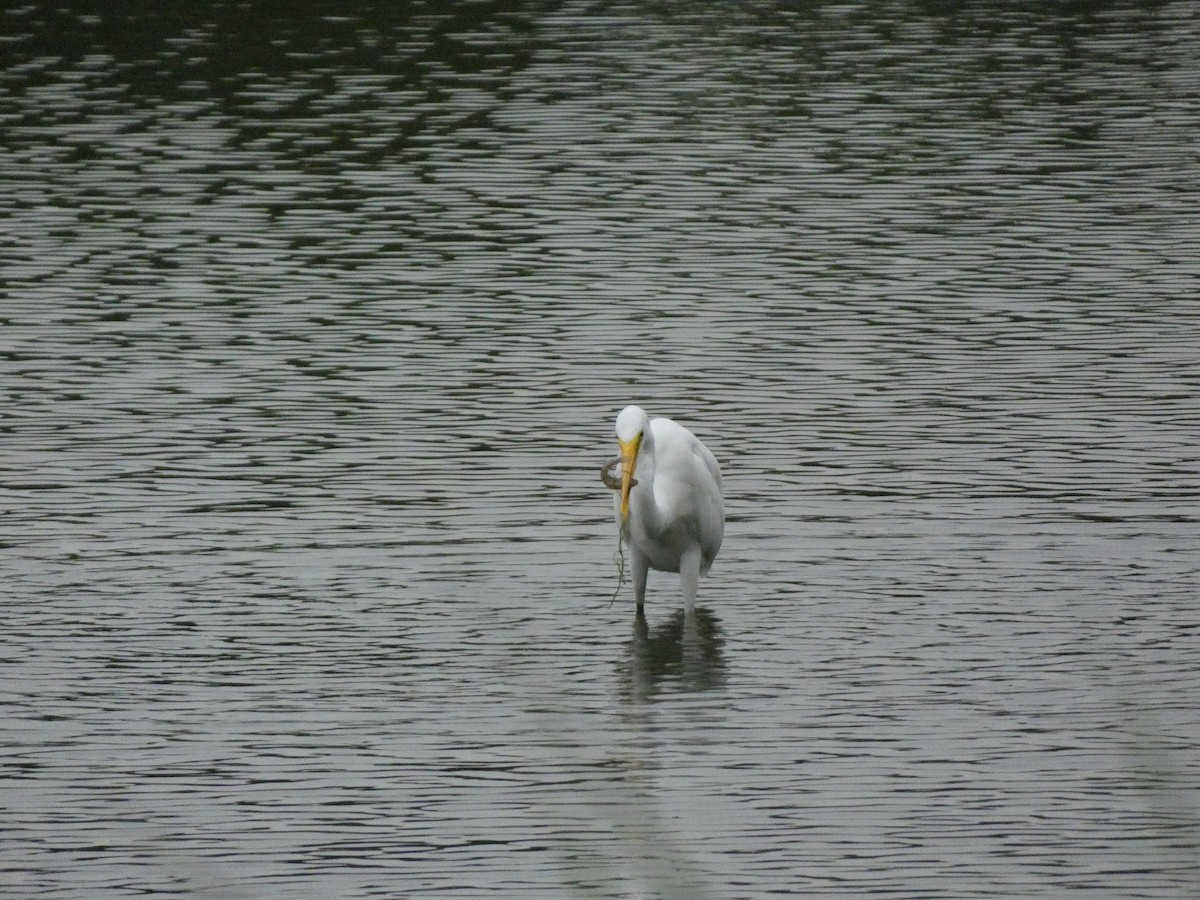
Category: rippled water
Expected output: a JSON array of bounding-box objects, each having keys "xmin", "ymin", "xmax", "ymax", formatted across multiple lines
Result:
[{"xmin": 3, "ymin": 2, "xmax": 1199, "ymax": 897}]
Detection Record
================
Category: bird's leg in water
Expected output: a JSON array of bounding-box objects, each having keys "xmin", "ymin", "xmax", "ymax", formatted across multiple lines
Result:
[
  {"xmin": 631, "ymin": 549, "xmax": 648, "ymax": 616},
  {"xmin": 633, "ymin": 605, "xmax": 648, "ymax": 638},
  {"xmin": 680, "ymin": 545, "xmax": 701, "ymax": 616}
]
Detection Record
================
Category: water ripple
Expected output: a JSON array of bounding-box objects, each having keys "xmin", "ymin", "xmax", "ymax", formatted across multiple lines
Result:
[{"xmin": 3, "ymin": 1, "xmax": 1199, "ymax": 897}]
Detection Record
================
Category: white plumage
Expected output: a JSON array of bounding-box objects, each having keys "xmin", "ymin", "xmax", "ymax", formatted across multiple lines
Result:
[{"xmin": 606, "ymin": 405, "xmax": 723, "ymax": 615}]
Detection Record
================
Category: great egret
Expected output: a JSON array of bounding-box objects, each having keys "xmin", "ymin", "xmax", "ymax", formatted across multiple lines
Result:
[{"xmin": 601, "ymin": 405, "xmax": 724, "ymax": 615}]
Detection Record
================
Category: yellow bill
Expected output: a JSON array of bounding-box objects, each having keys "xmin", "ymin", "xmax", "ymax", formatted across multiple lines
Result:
[{"xmin": 618, "ymin": 434, "xmax": 641, "ymax": 522}]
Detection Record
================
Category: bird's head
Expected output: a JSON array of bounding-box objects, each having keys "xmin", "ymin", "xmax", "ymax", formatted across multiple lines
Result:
[{"xmin": 615, "ymin": 405, "xmax": 649, "ymax": 522}]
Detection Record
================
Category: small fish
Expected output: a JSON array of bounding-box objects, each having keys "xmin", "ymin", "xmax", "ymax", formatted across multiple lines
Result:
[{"xmin": 600, "ymin": 456, "xmax": 635, "ymax": 491}]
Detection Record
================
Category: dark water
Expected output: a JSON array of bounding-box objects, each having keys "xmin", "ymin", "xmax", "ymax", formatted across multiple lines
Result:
[{"xmin": 3, "ymin": 1, "xmax": 1199, "ymax": 897}]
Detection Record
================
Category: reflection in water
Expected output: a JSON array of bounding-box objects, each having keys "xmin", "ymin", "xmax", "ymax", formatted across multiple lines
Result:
[{"xmin": 620, "ymin": 607, "xmax": 726, "ymax": 703}]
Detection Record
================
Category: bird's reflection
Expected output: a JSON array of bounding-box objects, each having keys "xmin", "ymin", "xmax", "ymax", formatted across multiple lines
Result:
[{"xmin": 618, "ymin": 606, "xmax": 726, "ymax": 703}]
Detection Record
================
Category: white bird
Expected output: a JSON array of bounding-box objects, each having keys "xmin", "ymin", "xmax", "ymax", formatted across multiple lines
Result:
[{"xmin": 602, "ymin": 405, "xmax": 724, "ymax": 616}]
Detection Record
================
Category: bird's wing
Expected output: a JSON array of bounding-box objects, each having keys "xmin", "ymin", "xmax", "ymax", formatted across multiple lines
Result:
[
  {"xmin": 652, "ymin": 418, "xmax": 724, "ymax": 565},
  {"xmin": 694, "ymin": 438, "xmax": 722, "ymax": 495},
  {"xmin": 689, "ymin": 439, "xmax": 725, "ymax": 569}
]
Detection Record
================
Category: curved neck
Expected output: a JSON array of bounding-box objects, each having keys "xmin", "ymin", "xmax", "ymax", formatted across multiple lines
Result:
[{"xmin": 632, "ymin": 428, "xmax": 660, "ymax": 533}]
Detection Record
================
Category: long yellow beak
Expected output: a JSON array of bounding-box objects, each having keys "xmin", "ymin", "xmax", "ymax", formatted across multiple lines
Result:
[{"xmin": 618, "ymin": 435, "xmax": 641, "ymax": 522}]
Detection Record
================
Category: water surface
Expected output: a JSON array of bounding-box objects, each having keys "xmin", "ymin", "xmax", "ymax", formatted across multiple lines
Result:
[{"xmin": 2, "ymin": 2, "xmax": 1199, "ymax": 897}]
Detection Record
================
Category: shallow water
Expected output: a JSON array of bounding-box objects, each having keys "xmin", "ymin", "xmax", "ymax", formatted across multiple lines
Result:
[{"xmin": 3, "ymin": 1, "xmax": 1199, "ymax": 897}]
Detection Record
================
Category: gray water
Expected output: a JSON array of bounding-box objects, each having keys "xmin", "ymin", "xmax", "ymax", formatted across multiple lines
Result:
[{"xmin": 3, "ymin": 2, "xmax": 1199, "ymax": 897}]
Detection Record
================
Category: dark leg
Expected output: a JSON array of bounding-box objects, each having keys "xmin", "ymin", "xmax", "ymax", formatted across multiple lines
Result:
[{"xmin": 632, "ymin": 549, "xmax": 648, "ymax": 616}]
